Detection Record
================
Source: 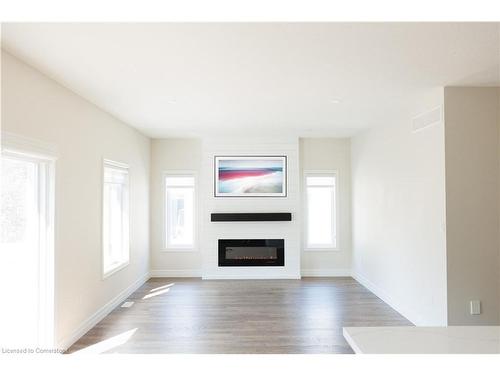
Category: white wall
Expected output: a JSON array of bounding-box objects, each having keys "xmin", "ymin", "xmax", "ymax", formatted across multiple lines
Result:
[
  {"xmin": 151, "ymin": 137, "xmax": 356, "ymax": 279},
  {"xmin": 351, "ymin": 90, "xmax": 448, "ymax": 326},
  {"xmin": 1, "ymin": 51, "xmax": 151, "ymax": 348},
  {"xmin": 149, "ymin": 136, "xmax": 302, "ymax": 280},
  {"xmin": 299, "ymin": 138, "xmax": 351, "ymax": 276},
  {"xmin": 150, "ymin": 138, "xmax": 202, "ymax": 276},
  {"xmin": 444, "ymin": 87, "xmax": 500, "ymax": 325}
]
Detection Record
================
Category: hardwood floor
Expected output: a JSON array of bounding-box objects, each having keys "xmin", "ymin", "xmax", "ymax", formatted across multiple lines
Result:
[{"xmin": 67, "ymin": 277, "xmax": 411, "ymax": 354}]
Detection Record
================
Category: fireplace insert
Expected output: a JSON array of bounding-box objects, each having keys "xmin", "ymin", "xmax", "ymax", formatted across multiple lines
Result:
[{"xmin": 218, "ymin": 239, "xmax": 284, "ymax": 266}]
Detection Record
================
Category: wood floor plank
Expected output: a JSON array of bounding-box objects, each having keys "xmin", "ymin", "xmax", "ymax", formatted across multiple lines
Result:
[{"xmin": 67, "ymin": 277, "xmax": 411, "ymax": 354}]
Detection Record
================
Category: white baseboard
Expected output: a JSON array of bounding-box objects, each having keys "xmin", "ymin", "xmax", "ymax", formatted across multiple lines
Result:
[
  {"xmin": 351, "ymin": 271, "xmax": 419, "ymax": 326},
  {"xmin": 301, "ymin": 268, "xmax": 352, "ymax": 277},
  {"xmin": 202, "ymin": 274, "xmax": 301, "ymax": 280},
  {"xmin": 150, "ymin": 269, "xmax": 202, "ymax": 277},
  {"xmin": 58, "ymin": 272, "xmax": 150, "ymax": 351}
]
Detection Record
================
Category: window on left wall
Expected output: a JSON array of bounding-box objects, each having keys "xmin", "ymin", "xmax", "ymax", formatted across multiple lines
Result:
[{"xmin": 102, "ymin": 160, "xmax": 130, "ymax": 278}]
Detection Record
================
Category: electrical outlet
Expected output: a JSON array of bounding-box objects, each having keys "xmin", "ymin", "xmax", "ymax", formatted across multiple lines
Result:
[{"xmin": 470, "ymin": 300, "xmax": 481, "ymax": 315}]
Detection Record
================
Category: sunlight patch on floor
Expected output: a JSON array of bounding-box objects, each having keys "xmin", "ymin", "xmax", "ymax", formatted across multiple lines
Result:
[
  {"xmin": 142, "ymin": 288, "xmax": 170, "ymax": 300},
  {"xmin": 149, "ymin": 283, "xmax": 175, "ymax": 293},
  {"xmin": 71, "ymin": 328, "xmax": 138, "ymax": 354}
]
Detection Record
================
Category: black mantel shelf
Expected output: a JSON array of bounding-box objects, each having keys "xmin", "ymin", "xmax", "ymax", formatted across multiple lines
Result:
[{"xmin": 210, "ymin": 212, "xmax": 292, "ymax": 222}]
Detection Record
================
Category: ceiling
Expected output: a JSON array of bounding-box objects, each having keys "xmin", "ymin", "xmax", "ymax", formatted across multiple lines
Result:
[{"xmin": 2, "ymin": 23, "xmax": 499, "ymax": 138}]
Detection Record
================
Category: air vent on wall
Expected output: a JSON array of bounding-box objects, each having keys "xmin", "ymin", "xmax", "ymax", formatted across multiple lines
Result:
[{"xmin": 412, "ymin": 106, "xmax": 442, "ymax": 132}]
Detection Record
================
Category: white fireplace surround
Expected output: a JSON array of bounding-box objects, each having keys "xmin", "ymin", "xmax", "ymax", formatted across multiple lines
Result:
[{"xmin": 200, "ymin": 137, "xmax": 301, "ymax": 279}]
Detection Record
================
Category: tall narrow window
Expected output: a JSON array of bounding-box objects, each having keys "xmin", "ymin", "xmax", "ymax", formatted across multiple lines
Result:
[
  {"xmin": 103, "ymin": 160, "xmax": 129, "ymax": 277},
  {"xmin": 165, "ymin": 174, "xmax": 195, "ymax": 249},
  {"xmin": 305, "ymin": 172, "xmax": 337, "ymax": 249}
]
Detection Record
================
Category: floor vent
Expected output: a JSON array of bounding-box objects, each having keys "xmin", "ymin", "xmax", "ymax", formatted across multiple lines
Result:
[
  {"xmin": 121, "ymin": 301, "xmax": 134, "ymax": 308},
  {"xmin": 412, "ymin": 106, "xmax": 442, "ymax": 132}
]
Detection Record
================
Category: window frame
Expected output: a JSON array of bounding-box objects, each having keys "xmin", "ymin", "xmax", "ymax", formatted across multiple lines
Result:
[
  {"xmin": 163, "ymin": 171, "xmax": 198, "ymax": 252},
  {"xmin": 303, "ymin": 170, "xmax": 339, "ymax": 251},
  {"xmin": 102, "ymin": 159, "xmax": 130, "ymax": 279}
]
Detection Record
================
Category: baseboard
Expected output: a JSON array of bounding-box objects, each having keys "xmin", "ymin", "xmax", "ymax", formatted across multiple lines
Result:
[
  {"xmin": 202, "ymin": 274, "xmax": 301, "ymax": 280},
  {"xmin": 301, "ymin": 268, "xmax": 352, "ymax": 277},
  {"xmin": 58, "ymin": 271, "xmax": 150, "ymax": 351},
  {"xmin": 342, "ymin": 328, "xmax": 363, "ymax": 354},
  {"xmin": 351, "ymin": 271, "xmax": 419, "ymax": 326},
  {"xmin": 150, "ymin": 269, "xmax": 202, "ymax": 277}
]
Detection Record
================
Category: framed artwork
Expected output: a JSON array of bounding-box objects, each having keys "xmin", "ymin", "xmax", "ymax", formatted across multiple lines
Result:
[{"xmin": 214, "ymin": 156, "xmax": 287, "ymax": 197}]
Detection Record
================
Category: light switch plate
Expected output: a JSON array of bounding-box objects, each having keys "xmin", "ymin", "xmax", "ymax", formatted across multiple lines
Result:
[{"xmin": 470, "ymin": 300, "xmax": 481, "ymax": 315}]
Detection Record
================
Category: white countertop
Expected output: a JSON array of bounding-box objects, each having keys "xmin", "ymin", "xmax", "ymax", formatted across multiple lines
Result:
[{"xmin": 343, "ymin": 326, "xmax": 500, "ymax": 354}]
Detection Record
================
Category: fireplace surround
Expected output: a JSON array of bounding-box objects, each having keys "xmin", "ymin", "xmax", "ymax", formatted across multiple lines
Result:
[
  {"xmin": 201, "ymin": 138, "xmax": 300, "ymax": 279},
  {"xmin": 218, "ymin": 239, "xmax": 285, "ymax": 267}
]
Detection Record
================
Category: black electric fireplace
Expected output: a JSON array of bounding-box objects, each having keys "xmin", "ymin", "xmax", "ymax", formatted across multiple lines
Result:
[{"xmin": 218, "ymin": 239, "xmax": 284, "ymax": 267}]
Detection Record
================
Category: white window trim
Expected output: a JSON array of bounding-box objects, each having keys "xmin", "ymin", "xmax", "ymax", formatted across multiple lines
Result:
[
  {"xmin": 162, "ymin": 170, "xmax": 198, "ymax": 252},
  {"xmin": 102, "ymin": 159, "xmax": 130, "ymax": 279},
  {"xmin": 102, "ymin": 260, "xmax": 130, "ymax": 279},
  {"xmin": 1, "ymin": 132, "xmax": 57, "ymax": 348},
  {"xmin": 303, "ymin": 170, "xmax": 339, "ymax": 251}
]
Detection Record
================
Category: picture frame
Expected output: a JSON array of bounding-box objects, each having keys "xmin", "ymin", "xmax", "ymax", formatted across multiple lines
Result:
[{"xmin": 214, "ymin": 155, "xmax": 287, "ymax": 197}]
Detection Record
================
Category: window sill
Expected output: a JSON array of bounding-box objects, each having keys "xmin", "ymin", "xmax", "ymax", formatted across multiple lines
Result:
[
  {"xmin": 161, "ymin": 247, "xmax": 198, "ymax": 253},
  {"xmin": 102, "ymin": 260, "xmax": 129, "ymax": 279},
  {"xmin": 304, "ymin": 247, "xmax": 340, "ymax": 252}
]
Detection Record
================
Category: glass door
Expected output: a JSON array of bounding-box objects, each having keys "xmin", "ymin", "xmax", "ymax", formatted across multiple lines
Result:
[{"xmin": 0, "ymin": 150, "xmax": 55, "ymax": 349}]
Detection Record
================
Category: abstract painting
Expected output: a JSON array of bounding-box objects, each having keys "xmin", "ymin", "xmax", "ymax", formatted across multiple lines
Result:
[{"xmin": 214, "ymin": 156, "xmax": 287, "ymax": 197}]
